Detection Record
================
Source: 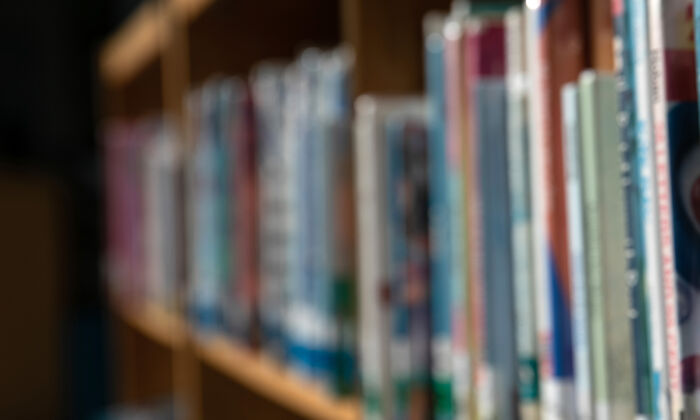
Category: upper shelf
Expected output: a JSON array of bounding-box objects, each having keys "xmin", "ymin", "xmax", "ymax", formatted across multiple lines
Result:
[
  {"xmin": 99, "ymin": 0, "xmax": 339, "ymax": 89},
  {"xmin": 100, "ymin": 0, "xmax": 214, "ymax": 88}
]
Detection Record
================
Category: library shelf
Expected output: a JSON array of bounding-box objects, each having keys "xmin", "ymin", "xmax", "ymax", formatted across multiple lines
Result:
[
  {"xmin": 100, "ymin": 0, "xmax": 214, "ymax": 88},
  {"xmin": 112, "ymin": 300, "xmax": 187, "ymax": 350},
  {"xmin": 112, "ymin": 300, "xmax": 360, "ymax": 420},
  {"xmin": 195, "ymin": 335, "xmax": 361, "ymax": 420}
]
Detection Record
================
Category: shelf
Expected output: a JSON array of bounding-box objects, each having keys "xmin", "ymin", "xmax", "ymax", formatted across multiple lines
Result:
[
  {"xmin": 100, "ymin": 0, "xmax": 214, "ymax": 87},
  {"xmin": 112, "ymin": 300, "xmax": 187, "ymax": 350},
  {"xmin": 112, "ymin": 302, "xmax": 360, "ymax": 420},
  {"xmin": 196, "ymin": 335, "xmax": 360, "ymax": 420}
]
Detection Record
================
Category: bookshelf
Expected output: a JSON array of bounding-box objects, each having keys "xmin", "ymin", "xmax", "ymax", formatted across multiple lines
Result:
[{"xmin": 101, "ymin": 0, "xmax": 450, "ymax": 418}]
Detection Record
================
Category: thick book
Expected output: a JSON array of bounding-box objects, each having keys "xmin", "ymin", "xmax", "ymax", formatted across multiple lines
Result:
[
  {"xmin": 423, "ymin": 12, "xmax": 455, "ymax": 420},
  {"xmin": 505, "ymin": 8, "xmax": 540, "ymax": 419},
  {"xmin": 525, "ymin": 0, "xmax": 585, "ymax": 416},
  {"xmin": 578, "ymin": 71, "xmax": 636, "ymax": 419}
]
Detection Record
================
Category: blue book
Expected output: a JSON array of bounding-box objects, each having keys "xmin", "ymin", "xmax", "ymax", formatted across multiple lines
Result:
[
  {"xmin": 423, "ymin": 12, "xmax": 454, "ymax": 420},
  {"xmin": 613, "ymin": 0, "xmax": 653, "ymax": 416}
]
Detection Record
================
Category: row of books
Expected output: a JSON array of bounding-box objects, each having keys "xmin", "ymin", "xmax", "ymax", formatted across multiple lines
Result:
[
  {"xmin": 104, "ymin": 47, "xmax": 357, "ymax": 396},
  {"xmin": 103, "ymin": 0, "xmax": 700, "ymax": 418},
  {"xmin": 352, "ymin": 0, "xmax": 700, "ymax": 418}
]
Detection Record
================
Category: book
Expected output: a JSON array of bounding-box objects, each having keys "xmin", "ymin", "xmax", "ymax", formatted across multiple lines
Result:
[
  {"xmin": 354, "ymin": 95, "xmax": 398, "ymax": 420},
  {"xmin": 505, "ymin": 8, "xmax": 540, "ymax": 419},
  {"xmin": 561, "ymin": 82, "xmax": 593, "ymax": 419},
  {"xmin": 466, "ymin": 16, "xmax": 519, "ymax": 420},
  {"xmin": 648, "ymin": 0, "xmax": 693, "ymax": 416},
  {"xmin": 628, "ymin": 0, "xmax": 667, "ymax": 416},
  {"xmin": 612, "ymin": 0, "xmax": 654, "ymax": 416},
  {"xmin": 443, "ymin": 13, "xmax": 471, "ymax": 419},
  {"xmin": 578, "ymin": 71, "xmax": 635, "ymax": 419},
  {"xmin": 525, "ymin": 0, "xmax": 585, "ymax": 416},
  {"xmin": 423, "ymin": 12, "xmax": 455, "ymax": 420}
]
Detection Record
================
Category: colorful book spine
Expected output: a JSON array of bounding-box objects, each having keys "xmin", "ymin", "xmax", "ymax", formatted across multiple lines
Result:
[
  {"xmin": 526, "ymin": 0, "xmax": 585, "ymax": 416},
  {"xmin": 443, "ymin": 15, "xmax": 471, "ymax": 419},
  {"xmin": 629, "ymin": 0, "xmax": 667, "ymax": 416},
  {"xmin": 186, "ymin": 83, "xmax": 226, "ymax": 331},
  {"xmin": 612, "ymin": 0, "xmax": 654, "ymax": 416},
  {"xmin": 469, "ymin": 17, "xmax": 518, "ymax": 420},
  {"xmin": 647, "ymin": 0, "xmax": 690, "ymax": 416},
  {"xmin": 321, "ymin": 48, "xmax": 356, "ymax": 396},
  {"xmin": 251, "ymin": 63, "xmax": 288, "ymax": 360},
  {"xmin": 385, "ymin": 109, "xmax": 412, "ymax": 420},
  {"xmin": 505, "ymin": 8, "xmax": 540, "ymax": 418},
  {"xmin": 578, "ymin": 71, "xmax": 636, "ymax": 420},
  {"xmin": 403, "ymin": 115, "xmax": 432, "ymax": 420},
  {"xmin": 354, "ymin": 96, "xmax": 394, "ymax": 420},
  {"xmin": 423, "ymin": 12, "xmax": 455, "ymax": 420},
  {"xmin": 561, "ymin": 83, "xmax": 593, "ymax": 419}
]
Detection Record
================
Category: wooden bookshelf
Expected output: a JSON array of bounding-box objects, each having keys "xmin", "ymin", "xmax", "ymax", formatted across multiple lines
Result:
[
  {"xmin": 196, "ymin": 335, "xmax": 360, "ymax": 420},
  {"xmin": 112, "ymin": 301, "xmax": 360, "ymax": 420},
  {"xmin": 102, "ymin": 0, "xmax": 450, "ymax": 418}
]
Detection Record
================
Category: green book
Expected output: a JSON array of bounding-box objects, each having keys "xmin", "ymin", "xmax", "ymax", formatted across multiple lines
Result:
[{"xmin": 578, "ymin": 71, "xmax": 635, "ymax": 419}]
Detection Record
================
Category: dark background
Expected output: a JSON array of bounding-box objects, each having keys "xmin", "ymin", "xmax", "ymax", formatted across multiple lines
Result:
[{"xmin": 0, "ymin": 1, "xmax": 143, "ymax": 418}]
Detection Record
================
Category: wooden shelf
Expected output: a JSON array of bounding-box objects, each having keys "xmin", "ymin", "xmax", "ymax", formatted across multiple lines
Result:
[
  {"xmin": 112, "ymin": 300, "xmax": 187, "ymax": 350},
  {"xmin": 99, "ymin": 0, "xmax": 214, "ymax": 87},
  {"xmin": 113, "ymin": 303, "xmax": 360, "ymax": 420},
  {"xmin": 196, "ymin": 335, "xmax": 360, "ymax": 420}
]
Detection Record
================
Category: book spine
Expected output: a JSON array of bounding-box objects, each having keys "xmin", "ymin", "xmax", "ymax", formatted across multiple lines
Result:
[
  {"xmin": 581, "ymin": 71, "xmax": 637, "ymax": 419},
  {"xmin": 443, "ymin": 17, "xmax": 471, "ymax": 419},
  {"xmin": 647, "ymin": 0, "xmax": 685, "ymax": 416},
  {"xmin": 505, "ymin": 9, "xmax": 540, "ymax": 419},
  {"xmin": 527, "ymin": 0, "xmax": 585, "ymax": 416},
  {"xmin": 252, "ymin": 66, "xmax": 287, "ymax": 360},
  {"xmin": 612, "ymin": 0, "xmax": 654, "ymax": 417},
  {"xmin": 561, "ymin": 83, "xmax": 593, "ymax": 419},
  {"xmin": 629, "ymin": 1, "xmax": 667, "ymax": 416},
  {"xmin": 472, "ymin": 19, "xmax": 518, "ymax": 420},
  {"xmin": 578, "ymin": 72, "xmax": 609, "ymax": 420},
  {"xmin": 385, "ymin": 114, "xmax": 410, "ymax": 420},
  {"xmin": 354, "ymin": 97, "xmax": 392, "ymax": 420},
  {"xmin": 424, "ymin": 17, "xmax": 455, "ymax": 420},
  {"xmin": 403, "ymin": 118, "xmax": 432, "ymax": 420}
]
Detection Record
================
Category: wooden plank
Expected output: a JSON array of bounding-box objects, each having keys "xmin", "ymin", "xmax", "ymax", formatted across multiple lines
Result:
[
  {"xmin": 112, "ymin": 301, "xmax": 187, "ymax": 350},
  {"xmin": 100, "ymin": 1, "xmax": 168, "ymax": 87},
  {"xmin": 195, "ymin": 335, "xmax": 360, "ymax": 420}
]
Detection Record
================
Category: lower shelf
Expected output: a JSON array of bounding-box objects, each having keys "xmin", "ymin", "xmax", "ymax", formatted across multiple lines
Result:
[{"xmin": 112, "ymin": 301, "xmax": 360, "ymax": 420}]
